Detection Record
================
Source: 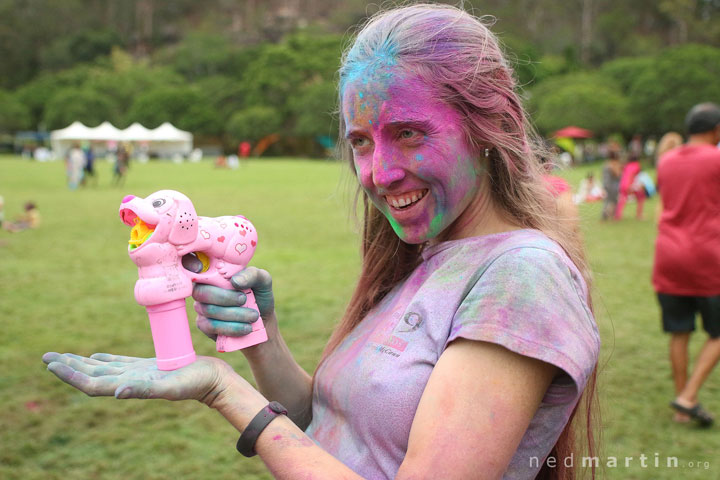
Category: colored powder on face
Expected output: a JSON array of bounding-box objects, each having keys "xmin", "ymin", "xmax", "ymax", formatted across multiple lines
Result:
[
  {"xmin": 343, "ymin": 65, "xmax": 482, "ymax": 243},
  {"xmin": 387, "ymin": 216, "xmax": 403, "ymax": 238},
  {"xmin": 428, "ymin": 213, "xmax": 444, "ymax": 237}
]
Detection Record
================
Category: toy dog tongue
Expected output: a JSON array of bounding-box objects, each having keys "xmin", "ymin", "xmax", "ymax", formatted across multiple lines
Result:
[{"xmin": 129, "ymin": 218, "xmax": 155, "ymax": 249}]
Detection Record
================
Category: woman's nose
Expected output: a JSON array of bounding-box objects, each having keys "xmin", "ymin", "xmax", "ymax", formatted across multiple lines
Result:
[{"xmin": 372, "ymin": 149, "xmax": 405, "ymax": 190}]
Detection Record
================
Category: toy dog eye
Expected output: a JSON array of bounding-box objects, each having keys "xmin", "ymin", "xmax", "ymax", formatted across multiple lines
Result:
[{"xmin": 152, "ymin": 199, "xmax": 166, "ymax": 208}]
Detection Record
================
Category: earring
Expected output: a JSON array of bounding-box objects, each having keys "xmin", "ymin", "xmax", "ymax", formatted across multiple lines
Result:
[{"xmin": 484, "ymin": 148, "xmax": 490, "ymax": 158}]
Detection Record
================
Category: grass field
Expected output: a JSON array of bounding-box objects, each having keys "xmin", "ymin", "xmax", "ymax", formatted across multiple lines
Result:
[{"xmin": 1, "ymin": 156, "xmax": 718, "ymax": 479}]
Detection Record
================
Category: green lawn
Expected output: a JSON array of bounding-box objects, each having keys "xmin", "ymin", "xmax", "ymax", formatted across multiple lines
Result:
[{"xmin": 1, "ymin": 156, "xmax": 717, "ymax": 479}]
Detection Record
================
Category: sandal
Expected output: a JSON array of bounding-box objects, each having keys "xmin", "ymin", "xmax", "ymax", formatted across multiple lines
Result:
[{"xmin": 670, "ymin": 401, "xmax": 714, "ymax": 427}]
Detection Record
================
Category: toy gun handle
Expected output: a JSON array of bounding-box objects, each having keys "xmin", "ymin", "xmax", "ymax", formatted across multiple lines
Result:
[
  {"xmin": 216, "ymin": 288, "xmax": 268, "ymax": 352},
  {"xmin": 196, "ymin": 273, "xmax": 267, "ymax": 353},
  {"xmin": 146, "ymin": 299, "xmax": 196, "ymax": 371}
]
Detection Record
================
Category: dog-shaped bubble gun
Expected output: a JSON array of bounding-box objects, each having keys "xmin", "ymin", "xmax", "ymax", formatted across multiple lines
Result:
[{"xmin": 118, "ymin": 190, "xmax": 267, "ymax": 371}]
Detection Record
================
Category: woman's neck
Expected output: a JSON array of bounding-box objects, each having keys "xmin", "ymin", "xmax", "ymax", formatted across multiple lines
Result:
[{"xmin": 430, "ymin": 176, "xmax": 520, "ymax": 245}]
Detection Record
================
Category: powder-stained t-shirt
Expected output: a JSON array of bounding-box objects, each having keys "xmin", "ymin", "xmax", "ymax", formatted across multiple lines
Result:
[{"xmin": 305, "ymin": 229, "xmax": 600, "ymax": 479}]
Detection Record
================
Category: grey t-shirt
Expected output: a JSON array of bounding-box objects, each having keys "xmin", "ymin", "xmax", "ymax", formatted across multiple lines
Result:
[{"xmin": 306, "ymin": 229, "xmax": 600, "ymax": 478}]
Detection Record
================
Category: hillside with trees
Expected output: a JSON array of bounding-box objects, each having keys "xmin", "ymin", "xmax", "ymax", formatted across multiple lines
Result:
[{"xmin": 1, "ymin": 0, "xmax": 718, "ymax": 155}]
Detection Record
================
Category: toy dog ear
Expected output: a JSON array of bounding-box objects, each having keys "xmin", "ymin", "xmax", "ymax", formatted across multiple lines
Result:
[{"xmin": 168, "ymin": 197, "xmax": 198, "ymax": 245}]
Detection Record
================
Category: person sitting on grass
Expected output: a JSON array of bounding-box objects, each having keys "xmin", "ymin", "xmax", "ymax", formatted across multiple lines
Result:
[
  {"xmin": 3, "ymin": 201, "xmax": 40, "ymax": 233},
  {"xmin": 43, "ymin": 5, "xmax": 600, "ymax": 479}
]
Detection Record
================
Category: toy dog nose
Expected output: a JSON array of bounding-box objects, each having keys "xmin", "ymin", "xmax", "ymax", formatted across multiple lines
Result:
[{"xmin": 122, "ymin": 195, "xmax": 136, "ymax": 203}]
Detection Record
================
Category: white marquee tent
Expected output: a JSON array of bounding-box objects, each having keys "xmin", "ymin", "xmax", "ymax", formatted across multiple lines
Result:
[{"xmin": 50, "ymin": 121, "xmax": 193, "ymax": 158}]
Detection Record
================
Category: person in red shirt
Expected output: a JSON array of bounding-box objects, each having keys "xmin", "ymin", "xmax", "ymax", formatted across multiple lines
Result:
[{"xmin": 653, "ymin": 103, "xmax": 720, "ymax": 427}]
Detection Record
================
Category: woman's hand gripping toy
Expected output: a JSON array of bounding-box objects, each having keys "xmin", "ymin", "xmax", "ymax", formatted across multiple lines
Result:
[{"xmin": 119, "ymin": 190, "xmax": 267, "ymax": 370}]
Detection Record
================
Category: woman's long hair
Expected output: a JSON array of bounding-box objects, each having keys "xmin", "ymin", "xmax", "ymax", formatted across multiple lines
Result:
[{"xmin": 319, "ymin": 4, "xmax": 599, "ymax": 478}]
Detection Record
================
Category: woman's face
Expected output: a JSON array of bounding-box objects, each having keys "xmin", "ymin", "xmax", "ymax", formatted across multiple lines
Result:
[{"xmin": 342, "ymin": 67, "xmax": 484, "ymax": 244}]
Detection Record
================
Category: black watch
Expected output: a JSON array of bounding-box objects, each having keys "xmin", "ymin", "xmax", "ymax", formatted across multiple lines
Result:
[{"xmin": 236, "ymin": 401, "xmax": 288, "ymax": 457}]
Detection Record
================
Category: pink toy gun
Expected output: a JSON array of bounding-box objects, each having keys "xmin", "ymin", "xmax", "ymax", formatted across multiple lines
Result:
[{"xmin": 118, "ymin": 190, "xmax": 267, "ymax": 371}]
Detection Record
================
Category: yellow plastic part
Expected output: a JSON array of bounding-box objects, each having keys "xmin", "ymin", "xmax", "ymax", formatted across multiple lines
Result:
[
  {"xmin": 129, "ymin": 217, "xmax": 155, "ymax": 247},
  {"xmin": 194, "ymin": 251, "xmax": 210, "ymax": 273}
]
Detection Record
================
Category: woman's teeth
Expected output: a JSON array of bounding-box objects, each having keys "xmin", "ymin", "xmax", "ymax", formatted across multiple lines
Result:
[{"xmin": 386, "ymin": 189, "xmax": 427, "ymax": 209}]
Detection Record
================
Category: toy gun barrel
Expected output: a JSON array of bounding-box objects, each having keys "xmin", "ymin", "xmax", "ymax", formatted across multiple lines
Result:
[{"xmin": 146, "ymin": 299, "xmax": 196, "ymax": 370}]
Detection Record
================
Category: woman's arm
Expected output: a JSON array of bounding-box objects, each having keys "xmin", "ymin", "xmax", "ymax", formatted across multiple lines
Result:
[
  {"xmin": 193, "ymin": 267, "xmax": 313, "ymax": 427},
  {"xmin": 213, "ymin": 337, "xmax": 556, "ymax": 480},
  {"xmin": 43, "ymin": 337, "xmax": 556, "ymax": 479},
  {"xmin": 396, "ymin": 338, "xmax": 556, "ymax": 479},
  {"xmin": 241, "ymin": 322, "xmax": 314, "ymax": 428}
]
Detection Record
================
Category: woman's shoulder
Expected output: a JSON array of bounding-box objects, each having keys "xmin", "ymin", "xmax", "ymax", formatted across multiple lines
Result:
[
  {"xmin": 424, "ymin": 229, "xmax": 567, "ymax": 265},
  {"xmin": 422, "ymin": 229, "xmax": 588, "ymax": 304}
]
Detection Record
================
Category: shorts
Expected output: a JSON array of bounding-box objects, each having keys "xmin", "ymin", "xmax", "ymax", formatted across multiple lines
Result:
[{"xmin": 657, "ymin": 293, "xmax": 720, "ymax": 338}]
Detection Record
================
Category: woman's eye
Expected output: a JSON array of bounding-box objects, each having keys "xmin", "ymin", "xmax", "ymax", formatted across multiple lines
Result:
[
  {"xmin": 351, "ymin": 137, "xmax": 369, "ymax": 148},
  {"xmin": 152, "ymin": 198, "xmax": 166, "ymax": 208}
]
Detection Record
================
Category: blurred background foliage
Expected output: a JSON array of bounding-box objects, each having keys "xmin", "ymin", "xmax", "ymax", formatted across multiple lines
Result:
[{"xmin": 0, "ymin": 0, "xmax": 719, "ymax": 154}]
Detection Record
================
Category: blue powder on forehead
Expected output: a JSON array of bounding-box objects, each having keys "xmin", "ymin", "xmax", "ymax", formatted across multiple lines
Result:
[{"xmin": 340, "ymin": 38, "xmax": 399, "ymax": 93}]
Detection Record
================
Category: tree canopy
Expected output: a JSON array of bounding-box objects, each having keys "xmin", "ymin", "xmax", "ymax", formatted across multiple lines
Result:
[{"xmin": 3, "ymin": 0, "xmax": 720, "ymax": 154}]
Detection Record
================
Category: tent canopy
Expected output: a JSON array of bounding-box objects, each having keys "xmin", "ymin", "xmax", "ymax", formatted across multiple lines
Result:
[
  {"xmin": 552, "ymin": 126, "xmax": 594, "ymax": 139},
  {"xmin": 50, "ymin": 121, "xmax": 193, "ymax": 157},
  {"xmin": 120, "ymin": 122, "xmax": 153, "ymax": 142}
]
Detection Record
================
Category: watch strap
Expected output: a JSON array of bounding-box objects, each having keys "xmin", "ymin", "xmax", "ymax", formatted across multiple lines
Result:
[{"xmin": 236, "ymin": 401, "xmax": 288, "ymax": 457}]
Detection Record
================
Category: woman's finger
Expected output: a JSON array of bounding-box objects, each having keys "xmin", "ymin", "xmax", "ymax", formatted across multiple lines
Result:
[
  {"xmin": 195, "ymin": 314, "xmax": 253, "ymax": 337},
  {"xmin": 46, "ymin": 362, "xmax": 120, "ymax": 397},
  {"xmin": 195, "ymin": 315, "xmax": 218, "ymax": 341},
  {"xmin": 181, "ymin": 254, "xmax": 204, "ymax": 273},
  {"xmin": 49, "ymin": 354, "xmax": 125, "ymax": 377},
  {"xmin": 193, "ymin": 301, "xmax": 258, "ymax": 323},
  {"xmin": 230, "ymin": 266, "xmax": 272, "ymax": 291},
  {"xmin": 192, "ymin": 283, "xmax": 246, "ymax": 307},
  {"xmin": 89, "ymin": 353, "xmax": 145, "ymax": 364}
]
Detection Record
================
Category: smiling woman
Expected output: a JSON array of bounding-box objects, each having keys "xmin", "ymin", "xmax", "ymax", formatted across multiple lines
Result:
[{"xmin": 43, "ymin": 4, "xmax": 599, "ymax": 480}]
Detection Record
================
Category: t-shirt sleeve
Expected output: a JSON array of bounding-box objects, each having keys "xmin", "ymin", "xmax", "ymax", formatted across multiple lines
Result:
[{"xmin": 447, "ymin": 247, "xmax": 599, "ymax": 404}]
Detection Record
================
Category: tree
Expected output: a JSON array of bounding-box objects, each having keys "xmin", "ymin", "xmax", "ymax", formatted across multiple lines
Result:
[
  {"xmin": 124, "ymin": 86, "xmax": 201, "ymax": 129},
  {"xmin": 226, "ymin": 106, "xmax": 283, "ymax": 144},
  {"xmin": 43, "ymin": 87, "xmax": 119, "ymax": 130},
  {"xmin": 153, "ymin": 33, "xmax": 240, "ymax": 81},
  {"xmin": 85, "ymin": 65, "xmax": 185, "ymax": 127},
  {"xmin": 529, "ymin": 73, "xmax": 630, "ymax": 136},
  {"xmin": 289, "ymin": 81, "xmax": 338, "ymax": 138},
  {"xmin": 599, "ymin": 56, "xmax": 656, "ymax": 93},
  {"xmin": 628, "ymin": 44, "xmax": 720, "ymax": 134},
  {"xmin": 15, "ymin": 65, "xmax": 97, "ymax": 129},
  {"xmin": 0, "ymin": 89, "xmax": 31, "ymax": 132},
  {"xmin": 39, "ymin": 29, "xmax": 123, "ymax": 71}
]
